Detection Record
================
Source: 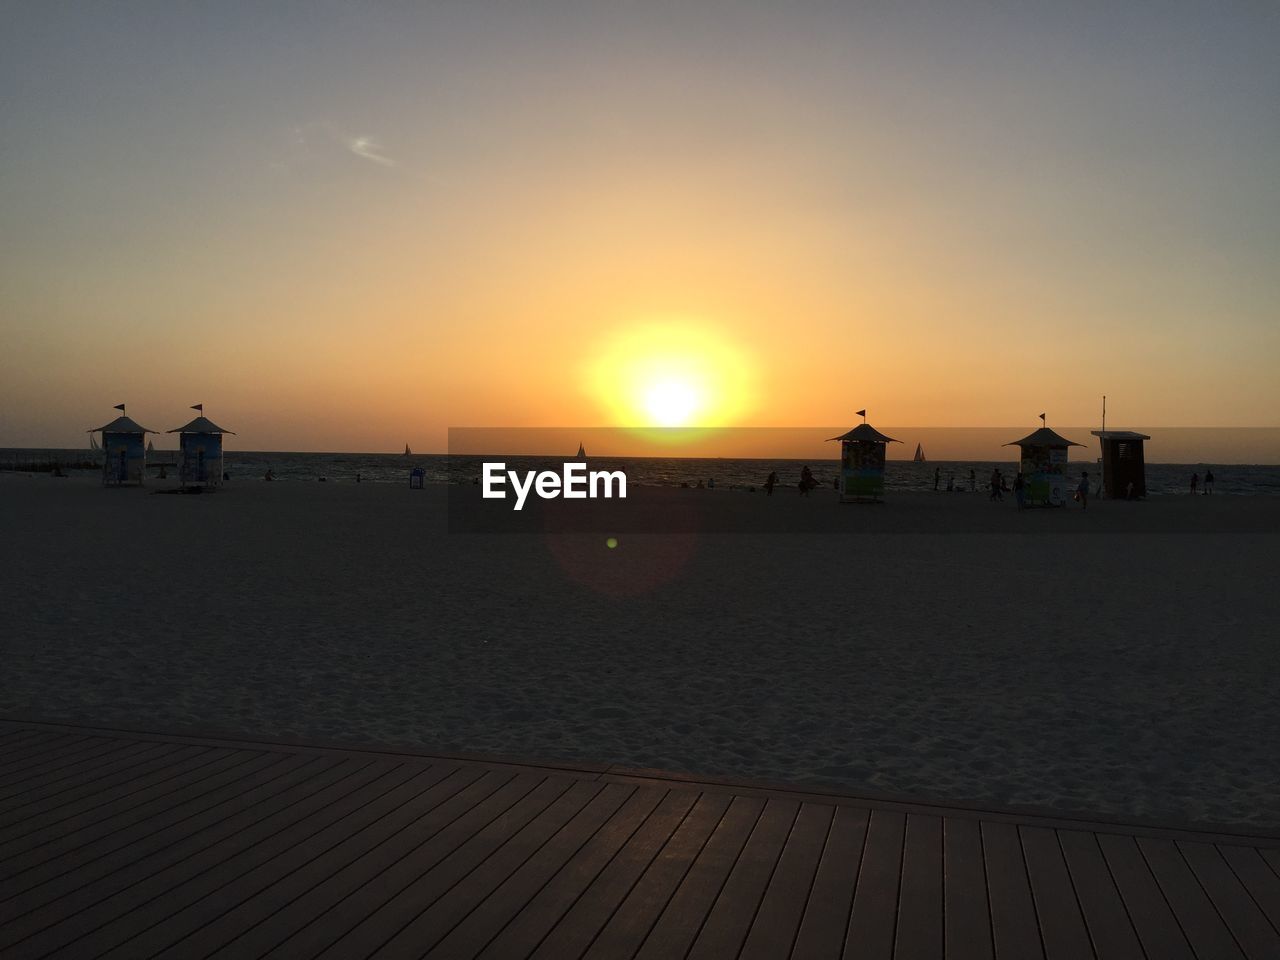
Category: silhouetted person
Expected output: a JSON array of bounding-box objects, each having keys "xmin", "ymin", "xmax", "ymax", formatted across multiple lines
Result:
[
  {"xmin": 989, "ymin": 468, "xmax": 1002, "ymax": 501},
  {"xmin": 1014, "ymin": 471, "xmax": 1026, "ymax": 509},
  {"xmin": 933, "ymin": 467, "xmax": 940, "ymax": 491},
  {"xmin": 1204, "ymin": 469, "xmax": 1214, "ymax": 494},
  {"xmin": 1190, "ymin": 472, "xmax": 1198, "ymax": 495},
  {"xmin": 1076, "ymin": 471, "xmax": 1089, "ymax": 510},
  {"xmin": 265, "ymin": 467, "xmax": 275, "ymax": 481},
  {"xmin": 764, "ymin": 471, "xmax": 778, "ymax": 496},
  {"xmin": 968, "ymin": 468, "xmax": 976, "ymax": 492},
  {"xmin": 799, "ymin": 465, "xmax": 816, "ymax": 496}
]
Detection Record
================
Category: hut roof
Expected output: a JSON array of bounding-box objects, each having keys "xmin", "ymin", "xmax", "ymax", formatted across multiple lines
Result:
[
  {"xmin": 89, "ymin": 416, "xmax": 155, "ymax": 435},
  {"xmin": 167, "ymin": 416, "xmax": 235, "ymax": 435},
  {"xmin": 827, "ymin": 424, "xmax": 901, "ymax": 444},
  {"xmin": 1004, "ymin": 427, "xmax": 1083, "ymax": 448},
  {"xmin": 1091, "ymin": 430, "xmax": 1151, "ymax": 441}
]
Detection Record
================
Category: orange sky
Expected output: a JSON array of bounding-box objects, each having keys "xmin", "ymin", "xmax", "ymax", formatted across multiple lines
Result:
[{"xmin": 1, "ymin": 5, "xmax": 1277, "ymax": 453}]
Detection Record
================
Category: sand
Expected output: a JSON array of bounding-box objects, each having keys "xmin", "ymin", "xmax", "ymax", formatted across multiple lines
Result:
[{"xmin": 2, "ymin": 472, "xmax": 1277, "ymax": 830}]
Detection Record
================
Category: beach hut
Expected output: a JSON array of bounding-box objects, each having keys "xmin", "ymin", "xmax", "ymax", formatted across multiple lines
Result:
[
  {"xmin": 168, "ymin": 411, "xmax": 234, "ymax": 487},
  {"xmin": 1091, "ymin": 430, "xmax": 1150, "ymax": 499},
  {"xmin": 1005, "ymin": 424, "xmax": 1083, "ymax": 506},
  {"xmin": 91, "ymin": 407, "xmax": 155, "ymax": 486},
  {"xmin": 828, "ymin": 418, "xmax": 900, "ymax": 502}
]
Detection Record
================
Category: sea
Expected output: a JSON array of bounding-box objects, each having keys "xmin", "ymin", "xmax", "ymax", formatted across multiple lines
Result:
[{"xmin": 5, "ymin": 449, "xmax": 1280, "ymax": 496}]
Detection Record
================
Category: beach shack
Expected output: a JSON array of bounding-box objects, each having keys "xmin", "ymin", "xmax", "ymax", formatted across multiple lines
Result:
[
  {"xmin": 1091, "ymin": 430, "xmax": 1150, "ymax": 499},
  {"xmin": 91, "ymin": 412, "xmax": 155, "ymax": 486},
  {"xmin": 829, "ymin": 422, "xmax": 900, "ymax": 502},
  {"xmin": 168, "ymin": 415, "xmax": 234, "ymax": 487},
  {"xmin": 1005, "ymin": 426, "xmax": 1083, "ymax": 506}
]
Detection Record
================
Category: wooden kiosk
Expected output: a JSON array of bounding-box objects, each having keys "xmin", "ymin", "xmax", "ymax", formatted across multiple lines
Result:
[
  {"xmin": 829, "ymin": 419, "xmax": 900, "ymax": 503},
  {"xmin": 1091, "ymin": 430, "xmax": 1150, "ymax": 499}
]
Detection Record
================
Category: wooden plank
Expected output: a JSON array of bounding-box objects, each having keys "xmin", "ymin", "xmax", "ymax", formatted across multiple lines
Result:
[
  {"xmin": 480, "ymin": 788, "xmax": 689, "ymax": 960},
  {"xmin": 4, "ymin": 756, "xmax": 386, "ymax": 959},
  {"xmin": 188, "ymin": 765, "xmax": 491, "ymax": 959},
  {"xmin": 526, "ymin": 790, "xmax": 724, "ymax": 960},
  {"xmin": 431, "ymin": 786, "xmax": 666, "ymax": 959},
  {"xmin": 1096, "ymin": 833, "xmax": 1195, "ymax": 960},
  {"xmin": 256, "ymin": 772, "xmax": 547, "ymax": 959},
  {"xmin": 791, "ymin": 804, "xmax": 870, "ymax": 959},
  {"xmin": 0, "ymin": 742, "xmax": 208, "ymax": 843},
  {"xmin": 684, "ymin": 798, "xmax": 801, "ymax": 960},
  {"xmin": 414, "ymin": 783, "xmax": 643, "ymax": 957},
  {"xmin": 1137, "ymin": 836, "xmax": 1245, "ymax": 959},
  {"xmin": 0, "ymin": 738, "xmax": 137, "ymax": 797},
  {"xmin": 1218, "ymin": 845, "xmax": 1280, "ymax": 932},
  {"xmin": 738, "ymin": 802, "xmax": 833, "ymax": 960},
  {"xmin": 1019, "ymin": 826, "xmax": 1093, "ymax": 959},
  {"xmin": 616, "ymin": 794, "xmax": 765, "ymax": 960},
  {"xmin": 982, "ymin": 820, "xmax": 1044, "ymax": 960},
  {"xmin": 843, "ymin": 809, "xmax": 906, "ymax": 960},
  {"xmin": 0, "ymin": 741, "xmax": 178, "ymax": 822},
  {"xmin": 0, "ymin": 753, "xmax": 328, "ymax": 937},
  {"xmin": 1178, "ymin": 840, "xmax": 1280, "ymax": 958},
  {"xmin": 0, "ymin": 750, "xmax": 285, "ymax": 901},
  {"xmin": 322, "ymin": 779, "xmax": 602, "ymax": 958},
  {"xmin": 1056, "ymin": 829, "xmax": 1144, "ymax": 960},
  {"xmin": 1261, "ymin": 848, "xmax": 1280, "ymax": 876},
  {"xmin": 0, "ymin": 731, "xmax": 64, "ymax": 761},
  {"xmin": 943, "ymin": 816, "xmax": 994, "ymax": 960},
  {"xmin": 894, "ymin": 814, "xmax": 944, "ymax": 960},
  {"xmin": 0, "ymin": 735, "xmax": 97, "ymax": 775}
]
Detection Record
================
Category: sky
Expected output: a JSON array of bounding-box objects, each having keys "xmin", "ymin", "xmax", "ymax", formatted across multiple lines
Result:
[{"xmin": 2, "ymin": 1, "xmax": 1278, "ymax": 453}]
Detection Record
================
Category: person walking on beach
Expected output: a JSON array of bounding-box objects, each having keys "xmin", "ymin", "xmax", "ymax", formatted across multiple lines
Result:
[
  {"xmin": 764, "ymin": 471, "xmax": 778, "ymax": 496},
  {"xmin": 933, "ymin": 467, "xmax": 940, "ymax": 491},
  {"xmin": 1014, "ymin": 471, "xmax": 1026, "ymax": 509},
  {"xmin": 1204, "ymin": 469, "xmax": 1214, "ymax": 494},
  {"xmin": 989, "ymin": 468, "xmax": 1002, "ymax": 501},
  {"xmin": 1190, "ymin": 472, "xmax": 1199, "ymax": 495},
  {"xmin": 969, "ymin": 468, "xmax": 976, "ymax": 492},
  {"xmin": 1076, "ymin": 471, "xmax": 1089, "ymax": 510},
  {"xmin": 799, "ymin": 465, "xmax": 816, "ymax": 496}
]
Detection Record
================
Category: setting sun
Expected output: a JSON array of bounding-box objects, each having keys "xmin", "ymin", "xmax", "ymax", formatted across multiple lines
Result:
[{"xmin": 585, "ymin": 323, "xmax": 756, "ymax": 428}]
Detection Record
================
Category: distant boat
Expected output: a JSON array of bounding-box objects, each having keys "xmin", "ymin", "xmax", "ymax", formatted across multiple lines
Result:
[
  {"xmin": 404, "ymin": 444, "xmax": 411, "ymax": 456},
  {"xmin": 576, "ymin": 442, "xmax": 586, "ymax": 458},
  {"xmin": 89, "ymin": 434, "xmax": 100, "ymax": 451},
  {"xmin": 913, "ymin": 443, "xmax": 926, "ymax": 463},
  {"xmin": 147, "ymin": 440, "xmax": 155, "ymax": 453}
]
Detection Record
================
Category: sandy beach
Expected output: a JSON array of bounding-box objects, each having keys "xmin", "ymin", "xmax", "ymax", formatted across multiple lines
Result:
[{"xmin": 2, "ymin": 473, "xmax": 1277, "ymax": 831}]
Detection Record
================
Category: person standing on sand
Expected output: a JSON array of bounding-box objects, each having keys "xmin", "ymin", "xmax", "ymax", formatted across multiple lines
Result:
[
  {"xmin": 764, "ymin": 471, "xmax": 778, "ymax": 496},
  {"xmin": 1190, "ymin": 472, "xmax": 1199, "ymax": 495},
  {"xmin": 989, "ymin": 468, "xmax": 1002, "ymax": 501},
  {"xmin": 1076, "ymin": 471, "xmax": 1089, "ymax": 510},
  {"xmin": 969, "ymin": 468, "xmax": 976, "ymax": 492},
  {"xmin": 799, "ymin": 465, "xmax": 816, "ymax": 496},
  {"xmin": 1014, "ymin": 471, "xmax": 1026, "ymax": 509},
  {"xmin": 1205, "ymin": 469, "xmax": 1214, "ymax": 494},
  {"xmin": 933, "ymin": 467, "xmax": 940, "ymax": 491}
]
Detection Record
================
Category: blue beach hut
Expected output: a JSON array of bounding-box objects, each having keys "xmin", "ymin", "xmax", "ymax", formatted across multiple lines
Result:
[
  {"xmin": 91, "ymin": 408, "xmax": 155, "ymax": 486},
  {"xmin": 168, "ymin": 411, "xmax": 234, "ymax": 487}
]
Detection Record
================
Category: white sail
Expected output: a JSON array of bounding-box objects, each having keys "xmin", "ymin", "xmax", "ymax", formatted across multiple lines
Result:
[
  {"xmin": 913, "ymin": 443, "xmax": 926, "ymax": 463},
  {"xmin": 576, "ymin": 442, "xmax": 586, "ymax": 458},
  {"xmin": 404, "ymin": 444, "xmax": 411, "ymax": 456}
]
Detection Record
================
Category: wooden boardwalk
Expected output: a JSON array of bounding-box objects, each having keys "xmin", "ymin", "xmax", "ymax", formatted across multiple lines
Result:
[{"xmin": 2, "ymin": 720, "xmax": 1278, "ymax": 958}]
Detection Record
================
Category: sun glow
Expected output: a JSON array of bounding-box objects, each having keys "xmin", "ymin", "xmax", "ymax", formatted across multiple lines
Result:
[{"xmin": 586, "ymin": 323, "xmax": 755, "ymax": 428}]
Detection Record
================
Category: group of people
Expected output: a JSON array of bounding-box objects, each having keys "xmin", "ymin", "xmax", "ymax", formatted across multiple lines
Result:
[{"xmin": 1190, "ymin": 470, "xmax": 1215, "ymax": 494}]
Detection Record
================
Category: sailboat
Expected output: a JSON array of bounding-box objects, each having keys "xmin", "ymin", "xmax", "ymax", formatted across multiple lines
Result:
[
  {"xmin": 404, "ymin": 444, "xmax": 412, "ymax": 456},
  {"xmin": 147, "ymin": 440, "xmax": 155, "ymax": 453},
  {"xmin": 575, "ymin": 442, "xmax": 586, "ymax": 459},
  {"xmin": 913, "ymin": 443, "xmax": 926, "ymax": 463},
  {"xmin": 89, "ymin": 434, "xmax": 100, "ymax": 452}
]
